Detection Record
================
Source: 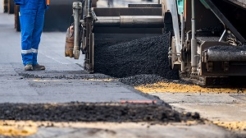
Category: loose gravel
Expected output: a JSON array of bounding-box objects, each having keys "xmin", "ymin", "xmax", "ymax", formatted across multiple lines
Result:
[
  {"xmin": 118, "ymin": 74, "xmax": 166, "ymax": 86},
  {"xmin": 0, "ymin": 102, "xmax": 201, "ymax": 122}
]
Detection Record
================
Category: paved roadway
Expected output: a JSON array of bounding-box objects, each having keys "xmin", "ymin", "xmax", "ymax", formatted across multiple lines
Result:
[{"xmin": 0, "ymin": 0, "xmax": 245, "ymax": 138}]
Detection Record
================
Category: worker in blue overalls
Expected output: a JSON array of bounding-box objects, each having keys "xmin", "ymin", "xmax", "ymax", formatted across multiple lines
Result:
[{"xmin": 14, "ymin": 0, "xmax": 49, "ymax": 71}]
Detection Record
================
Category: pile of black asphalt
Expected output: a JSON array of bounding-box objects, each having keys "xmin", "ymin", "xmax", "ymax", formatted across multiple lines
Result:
[
  {"xmin": 94, "ymin": 33, "xmax": 179, "ymax": 83},
  {"xmin": 0, "ymin": 102, "xmax": 201, "ymax": 122}
]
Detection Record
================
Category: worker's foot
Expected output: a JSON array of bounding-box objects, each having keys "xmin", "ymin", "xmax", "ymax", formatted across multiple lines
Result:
[
  {"xmin": 24, "ymin": 64, "xmax": 33, "ymax": 71},
  {"xmin": 33, "ymin": 64, "xmax": 45, "ymax": 71}
]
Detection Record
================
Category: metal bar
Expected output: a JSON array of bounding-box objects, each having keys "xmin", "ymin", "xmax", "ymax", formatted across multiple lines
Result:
[
  {"xmin": 180, "ymin": 14, "xmax": 185, "ymax": 73},
  {"xmin": 95, "ymin": 16, "xmax": 164, "ymax": 28},
  {"xmin": 73, "ymin": 2, "xmax": 82, "ymax": 59},
  {"xmin": 191, "ymin": 0, "xmax": 198, "ymax": 74},
  {"xmin": 180, "ymin": 14, "xmax": 185, "ymax": 45},
  {"xmin": 219, "ymin": 29, "xmax": 227, "ymax": 42},
  {"xmin": 91, "ymin": 33, "xmax": 94, "ymax": 73},
  {"xmin": 120, "ymin": 16, "xmax": 163, "ymax": 28},
  {"xmin": 94, "ymin": 17, "xmax": 120, "ymax": 27}
]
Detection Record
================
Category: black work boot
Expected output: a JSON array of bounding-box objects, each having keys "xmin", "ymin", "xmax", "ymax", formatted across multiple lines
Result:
[
  {"xmin": 24, "ymin": 64, "xmax": 33, "ymax": 71},
  {"xmin": 33, "ymin": 64, "xmax": 45, "ymax": 70}
]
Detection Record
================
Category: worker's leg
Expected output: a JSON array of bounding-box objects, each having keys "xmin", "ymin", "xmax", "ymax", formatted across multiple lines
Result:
[
  {"xmin": 31, "ymin": 9, "xmax": 45, "ymax": 66},
  {"xmin": 31, "ymin": 0, "xmax": 46, "ymax": 70},
  {"xmin": 19, "ymin": 8, "xmax": 35, "ymax": 66}
]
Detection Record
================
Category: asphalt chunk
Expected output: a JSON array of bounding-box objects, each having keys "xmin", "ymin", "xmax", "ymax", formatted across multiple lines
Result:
[
  {"xmin": 118, "ymin": 74, "xmax": 165, "ymax": 86},
  {"xmin": 0, "ymin": 103, "xmax": 201, "ymax": 123}
]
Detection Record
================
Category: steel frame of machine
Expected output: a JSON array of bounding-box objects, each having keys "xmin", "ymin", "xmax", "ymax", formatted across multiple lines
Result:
[{"xmin": 164, "ymin": 0, "xmax": 246, "ymax": 86}]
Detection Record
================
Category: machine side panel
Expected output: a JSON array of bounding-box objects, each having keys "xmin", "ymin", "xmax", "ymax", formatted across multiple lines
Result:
[
  {"xmin": 44, "ymin": 0, "xmax": 74, "ymax": 32},
  {"xmin": 211, "ymin": 0, "xmax": 246, "ymax": 42},
  {"xmin": 184, "ymin": 0, "xmax": 220, "ymax": 32}
]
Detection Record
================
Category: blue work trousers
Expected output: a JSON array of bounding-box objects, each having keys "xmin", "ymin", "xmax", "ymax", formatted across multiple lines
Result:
[{"xmin": 19, "ymin": 0, "xmax": 46, "ymax": 66}]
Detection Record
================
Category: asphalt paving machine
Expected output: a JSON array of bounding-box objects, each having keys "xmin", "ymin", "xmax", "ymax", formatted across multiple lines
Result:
[{"xmin": 67, "ymin": 0, "xmax": 246, "ymax": 87}]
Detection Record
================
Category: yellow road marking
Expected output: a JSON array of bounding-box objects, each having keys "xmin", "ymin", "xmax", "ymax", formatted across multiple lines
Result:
[
  {"xmin": 213, "ymin": 121, "xmax": 246, "ymax": 131},
  {"xmin": 0, "ymin": 121, "xmax": 37, "ymax": 137},
  {"xmin": 135, "ymin": 82, "xmax": 245, "ymax": 93}
]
